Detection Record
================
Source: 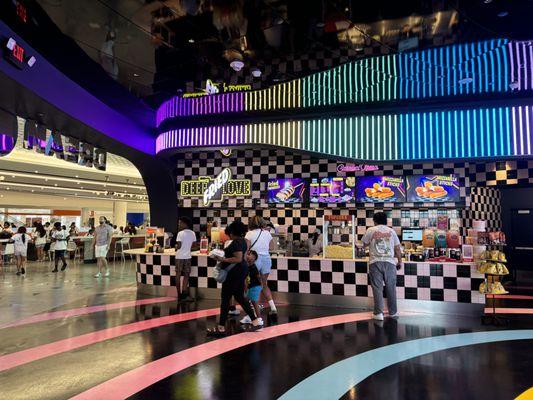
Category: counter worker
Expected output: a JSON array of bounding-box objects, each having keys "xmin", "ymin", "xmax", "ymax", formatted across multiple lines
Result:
[
  {"xmin": 361, "ymin": 211, "xmax": 402, "ymax": 321},
  {"xmin": 245, "ymin": 216, "xmax": 277, "ymax": 314},
  {"xmin": 93, "ymin": 216, "xmax": 114, "ymax": 278},
  {"xmin": 307, "ymin": 229, "xmax": 323, "ymax": 257},
  {"xmin": 175, "ymin": 217, "xmax": 196, "ymax": 302}
]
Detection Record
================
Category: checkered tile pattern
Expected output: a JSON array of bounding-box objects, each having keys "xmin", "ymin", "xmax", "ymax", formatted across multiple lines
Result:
[
  {"xmin": 177, "ymin": 149, "xmax": 470, "ymax": 242},
  {"xmin": 470, "ymin": 160, "xmax": 533, "ymax": 186},
  {"xmin": 463, "ymin": 187, "xmax": 502, "ymax": 231},
  {"xmin": 136, "ymin": 255, "xmax": 485, "ymax": 304}
]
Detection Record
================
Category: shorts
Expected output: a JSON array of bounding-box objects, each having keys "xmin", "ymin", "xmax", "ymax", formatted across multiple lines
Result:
[
  {"xmin": 255, "ymin": 254, "xmax": 272, "ymax": 275},
  {"xmin": 14, "ymin": 249, "xmax": 27, "ymax": 257},
  {"xmin": 55, "ymin": 250, "xmax": 66, "ymax": 258},
  {"xmin": 176, "ymin": 258, "xmax": 192, "ymax": 275},
  {"xmin": 247, "ymin": 286, "xmax": 262, "ymax": 302},
  {"xmin": 95, "ymin": 245, "xmax": 108, "ymax": 258}
]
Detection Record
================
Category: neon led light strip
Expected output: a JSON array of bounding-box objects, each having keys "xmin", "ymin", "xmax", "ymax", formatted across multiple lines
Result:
[
  {"xmin": 155, "ymin": 39, "xmax": 533, "ymax": 126},
  {"xmin": 156, "ymin": 105, "xmax": 529, "ymax": 163}
]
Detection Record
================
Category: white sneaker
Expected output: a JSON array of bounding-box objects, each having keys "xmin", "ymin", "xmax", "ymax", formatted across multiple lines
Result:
[
  {"xmin": 372, "ymin": 313, "xmax": 384, "ymax": 321},
  {"xmin": 228, "ymin": 309, "xmax": 240, "ymax": 316},
  {"xmin": 240, "ymin": 315, "xmax": 252, "ymax": 324},
  {"xmin": 258, "ymin": 317, "xmax": 264, "ymax": 326},
  {"xmin": 389, "ymin": 312, "xmax": 400, "ymax": 318},
  {"xmin": 104, "ymin": 270, "xmax": 110, "ymax": 277},
  {"xmin": 94, "ymin": 272, "xmax": 102, "ymax": 278}
]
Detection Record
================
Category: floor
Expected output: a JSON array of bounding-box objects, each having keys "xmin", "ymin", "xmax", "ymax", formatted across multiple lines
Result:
[{"xmin": 1, "ymin": 260, "xmax": 532, "ymax": 400}]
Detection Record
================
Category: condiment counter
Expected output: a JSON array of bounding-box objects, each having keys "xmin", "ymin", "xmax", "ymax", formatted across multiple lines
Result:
[{"xmin": 125, "ymin": 249, "xmax": 485, "ymax": 316}]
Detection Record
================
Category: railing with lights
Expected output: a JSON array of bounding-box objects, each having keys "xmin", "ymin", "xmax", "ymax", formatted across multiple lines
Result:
[
  {"xmin": 156, "ymin": 39, "xmax": 532, "ymax": 126},
  {"xmin": 156, "ymin": 105, "xmax": 533, "ymax": 162}
]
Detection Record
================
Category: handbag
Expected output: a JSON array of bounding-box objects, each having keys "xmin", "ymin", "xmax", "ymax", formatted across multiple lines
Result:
[{"xmin": 213, "ymin": 263, "xmax": 236, "ymax": 283}]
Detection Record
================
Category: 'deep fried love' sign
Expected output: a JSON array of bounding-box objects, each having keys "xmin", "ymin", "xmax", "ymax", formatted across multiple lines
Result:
[{"xmin": 180, "ymin": 168, "xmax": 251, "ymax": 206}]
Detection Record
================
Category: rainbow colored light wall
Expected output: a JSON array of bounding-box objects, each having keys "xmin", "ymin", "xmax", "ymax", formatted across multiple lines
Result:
[
  {"xmin": 156, "ymin": 39, "xmax": 533, "ymax": 126},
  {"xmin": 156, "ymin": 105, "xmax": 533, "ymax": 162}
]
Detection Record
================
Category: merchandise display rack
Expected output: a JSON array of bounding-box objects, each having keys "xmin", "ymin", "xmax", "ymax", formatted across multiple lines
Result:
[{"xmin": 479, "ymin": 244, "xmax": 510, "ymax": 327}]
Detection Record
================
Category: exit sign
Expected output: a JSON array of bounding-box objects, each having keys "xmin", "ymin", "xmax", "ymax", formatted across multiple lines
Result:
[{"xmin": 3, "ymin": 37, "xmax": 35, "ymax": 69}]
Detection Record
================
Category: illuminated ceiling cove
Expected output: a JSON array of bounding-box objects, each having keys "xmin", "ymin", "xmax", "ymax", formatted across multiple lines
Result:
[
  {"xmin": 156, "ymin": 105, "xmax": 532, "ymax": 162},
  {"xmin": 156, "ymin": 40, "xmax": 532, "ymax": 125}
]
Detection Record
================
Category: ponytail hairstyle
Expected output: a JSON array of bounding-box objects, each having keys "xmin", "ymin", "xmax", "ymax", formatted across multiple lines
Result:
[{"xmin": 17, "ymin": 226, "xmax": 27, "ymax": 244}]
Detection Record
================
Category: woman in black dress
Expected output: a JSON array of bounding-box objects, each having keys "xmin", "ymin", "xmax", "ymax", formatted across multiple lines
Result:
[{"xmin": 208, "ymin": 220, "xmax": 263, "ymax": 337}]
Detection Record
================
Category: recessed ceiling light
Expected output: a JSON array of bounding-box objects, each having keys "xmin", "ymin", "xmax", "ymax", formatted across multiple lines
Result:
[
  {"xmin": 54, "ymin": 184, "xmax": 58, "ymax": 186},
  {"xmin": 484, "ymin": 0, "xmax": 492, "ymax": 3},
  {"xmin": 75, "ymin": 175, "xmax": 79, "ymax": 178},
  {"xmin": 230, "ymin": 60, "xmax": 245, "ymax": 72},
  {"xmin": 133, "ymin": 73, "xmax": 140, "ymax": 77},
  {"xmin": 89, "ymin": 22, "xmax": 101, "ymax": 29},
  {"xmin": 63, "ymin": 198, "xmax": 66, "ymax": 200},
  {"xmin": 31, "ymin": 190, "xmax": 34, "ymax": 192},
  {"xmin": 188, "ymin": 38, "xmax": 195, "ymax": 43},
  {"xmin": 34, "ymin": 170, "xmax": 38, "ymax": 173},
  {"xmin": 11, "ymin": 175, "xmax": 15, "ymax": 178},
  {"xmin": 251, "ymin": 68, "xmax": 261, "ymax": 78},
  {"xmin": 497, "ymin": 11, "xmax": 508, "ymax": 17}
]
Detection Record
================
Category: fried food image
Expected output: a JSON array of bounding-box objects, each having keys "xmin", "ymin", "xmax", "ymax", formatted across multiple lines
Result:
[
  {"xmin": 345, "ymin": 177, "xmax": 356, "ymax": 187},
  {"xmin": 415, "ymin": 181, "xmax": 447, "ymax": 199},
  {"xmin": 364, "ymin": 182, "xmax": 395, "ymax": 200}
]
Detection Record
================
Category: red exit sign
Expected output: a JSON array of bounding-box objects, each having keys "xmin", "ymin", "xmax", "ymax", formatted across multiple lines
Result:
[{"xmin": 12, "ymin": 44, "xmax": 24, "ymax": 62}]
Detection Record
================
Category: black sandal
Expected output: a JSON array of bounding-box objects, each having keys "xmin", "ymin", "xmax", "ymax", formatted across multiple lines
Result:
[{"xmin": 206, "ymin": 327, "xmax": 227, "ymax": 337}]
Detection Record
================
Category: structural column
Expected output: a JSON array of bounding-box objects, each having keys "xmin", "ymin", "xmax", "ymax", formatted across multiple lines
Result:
[{"xmin": 112, "ymin": 201, "xmax": 127, "ymax": 228}]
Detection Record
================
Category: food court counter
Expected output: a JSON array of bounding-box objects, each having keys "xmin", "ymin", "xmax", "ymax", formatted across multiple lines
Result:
[{"xmin": 126, "ymin": 249, "xmax": 485, "ymax": 316}]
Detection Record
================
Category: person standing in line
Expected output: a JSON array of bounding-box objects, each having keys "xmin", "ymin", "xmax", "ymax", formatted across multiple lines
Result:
[
  {"xmin": 69, "ymin": 222, "xmax": 79, "ymax": 237},
  {"xmin": 240, "ymin": 250, "xmax": 264, "ymax": 325},
  {"xmin": 93, "ymin": 216, "xmax": 114, "ymax": 278},
  {"xmin": 12, "ymin": 226, "xmax": 31, "ymax": 275},
  {"xmin": 51, "ymin": 222, "xmax": 68, "ymax": 272},
  {"xmin": 175, "ymin": 217, "xmax": 196, "ymax": 302},
  {"xmin": 361, "ymin": 212, "xmax": 402, "ymax": 321},
  {"xmin": 245, "ymin": 216, "xmax": 277, "ymax": 315},
  {"xmin": 34, "ymin": 223, "xmax": 47, "ymax": 262},
  {"xmin": 207, "ymin": 221, "xmax": 263, "ymax": 337}
]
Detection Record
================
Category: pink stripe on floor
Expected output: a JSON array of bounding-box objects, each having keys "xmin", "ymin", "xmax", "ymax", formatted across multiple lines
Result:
[
  {"xmin": 0, "ymin": 308, "xmax": 220, "ymax": 372},
  {"xmin": 0, "ymin": 297, "xmax": 177, "ymax": 330},
  {"xmin": 484, "ymin": 308, "xmax": 533, "ymax": 314},
  {"xmin": 70, "ymin": 311, "xmax": 376, "ymax": 400}
]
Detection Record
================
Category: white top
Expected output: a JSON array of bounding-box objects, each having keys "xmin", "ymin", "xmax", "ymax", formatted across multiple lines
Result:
[
  {"xmin": 12, "ymin": 233, "xmax": 32, "ymax": 251},
  {"xmin": 362, "ymin": 225, "xmax": 401, "ymax": 265},
  {"xmin": 176, "ymin": 229, "xmax": 196, "ymax": 259},
  {"xmin": 245, "ymin": 229, "xmax": 273, "ymax": 256},
  {"xmin": 52, "ymin": 230, "xmax": 69, "ymax": 251}
]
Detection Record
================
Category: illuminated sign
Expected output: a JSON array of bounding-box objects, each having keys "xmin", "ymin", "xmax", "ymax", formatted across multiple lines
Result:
[
  {"xmin": 182, "ymin": 79, "xmax": 252, "ymax": 98},
  {"xmin": 3, "ymin": 37, "xmax": 35, "ymax": 69},
  {"xmin": 180, "ymin": 168, "xmax": 251, "ymax": 206},
  {"xmin": 337, "ymin": 163, "xmax": 379, "ymax": 173}
]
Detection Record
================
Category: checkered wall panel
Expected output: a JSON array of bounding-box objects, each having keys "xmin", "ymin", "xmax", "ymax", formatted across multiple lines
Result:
[
  {"xmin": 177, "ymin": 149, "xmax": 470, "ymax": 242},
  {"xmin": 136, "ymin": 255, "xmax": 485, "ymax": 305}
]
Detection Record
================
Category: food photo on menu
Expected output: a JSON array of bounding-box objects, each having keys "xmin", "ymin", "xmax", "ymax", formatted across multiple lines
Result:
[
  {"xmin": 406, "ymin": 175, "xmax": 460, "ymax": 202},
  {"xmin": 356, "ymin": 176, "xmax": 406, "ymax": 202},
  {"xmin": 267, "ymin": 178, "xmax": 307, "ymax": 203},
  {"xmin": 309, "ymin": 177, "xmax": 356, "ymax": 203}
]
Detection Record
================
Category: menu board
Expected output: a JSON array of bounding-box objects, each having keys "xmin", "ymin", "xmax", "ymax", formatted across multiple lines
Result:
[
  {"xmin": 406, "ymin": 175, "xmax": 460, "ymax": 202},
  {"xmin": 267, "ymin": 178, "xmax": 306, "ymax": 203},
  {"xmin": 356, "ymin": 176, "xmax": 406, "ymax": 203},
  {"xmin": 310, "ymin": 177, "xmax": 356, "ymax": 203}
]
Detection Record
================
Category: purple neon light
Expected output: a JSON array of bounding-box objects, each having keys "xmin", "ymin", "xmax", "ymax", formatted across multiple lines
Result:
[
  {"xmin": 155, "ymin": 125, "xmax": 246, "ymax": 153},
  {"xmin": 156, "ymin": 92, "xmax": 245, "ymax": 126}
]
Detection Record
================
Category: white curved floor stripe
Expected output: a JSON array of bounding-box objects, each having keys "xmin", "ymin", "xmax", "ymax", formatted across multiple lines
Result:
[{"xmin": 279, "ymin": 330, "xmax": 533, "ymax": 400}]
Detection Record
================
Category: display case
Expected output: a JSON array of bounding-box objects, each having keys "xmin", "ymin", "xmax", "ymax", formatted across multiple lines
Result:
[{"xmin": 323, "ymin": 214, "xmax": 356, "ymax": 259}]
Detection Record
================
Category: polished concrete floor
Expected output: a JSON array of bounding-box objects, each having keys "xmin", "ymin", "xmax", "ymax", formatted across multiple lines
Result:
[{"xmin": 0, "ymin": 260, "xmax": 532, "ymax": 400}]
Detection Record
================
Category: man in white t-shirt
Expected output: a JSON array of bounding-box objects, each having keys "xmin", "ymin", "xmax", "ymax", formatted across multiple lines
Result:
[
  {"xmin": 175, "ymin": 217, "xmax": 196, "ymax": 302},
  {"xmin": 362, "ymin": 212, "xmax": 402, "ymax": 321}
]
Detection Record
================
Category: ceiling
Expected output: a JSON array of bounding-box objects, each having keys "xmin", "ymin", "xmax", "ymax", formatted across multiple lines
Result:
[
  {"xmin": 34, "ymin": 0, "xmax": 533, "ymax": 107},
  {"xmin": 0, "ymin": 117, "xmax": 148, "ymax": 206}
]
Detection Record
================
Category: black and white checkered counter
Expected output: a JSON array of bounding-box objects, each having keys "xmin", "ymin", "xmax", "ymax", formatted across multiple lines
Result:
[{"xmin": 126, "ymin": 249, "xmax": 485, "ymax": 315}]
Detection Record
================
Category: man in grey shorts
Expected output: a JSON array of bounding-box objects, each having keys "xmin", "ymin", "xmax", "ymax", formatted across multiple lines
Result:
[
  {"xmin": 175, "ymin": 217, "xmax": 196, "ymax": 302},
  {"xmin": 362, "ymin": 211, "xmax": 403, "ymax": 321}
]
